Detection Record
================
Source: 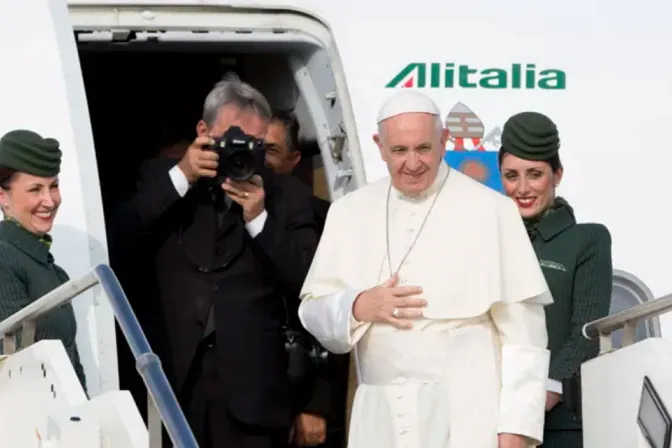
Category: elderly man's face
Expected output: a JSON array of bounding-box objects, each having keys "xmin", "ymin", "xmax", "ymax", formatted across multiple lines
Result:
[
  {"xmin": 374, "ymin": 112, "xmax": 448, "ymax": 196},
  {"xmin": 196, "ymin": 105, "xmax": 269, "ymax": 140}
]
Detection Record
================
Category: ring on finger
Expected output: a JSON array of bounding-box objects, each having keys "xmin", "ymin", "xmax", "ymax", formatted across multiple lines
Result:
[
  {"xmin": 243, "ymin": 192, "xmax": 249, "ymax": 198},
  {"xmin": 392, "ymin": 308, "xmax": 400, "ymax": 318}
]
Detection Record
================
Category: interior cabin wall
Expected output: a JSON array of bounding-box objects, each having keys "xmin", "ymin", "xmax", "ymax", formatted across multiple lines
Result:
[
  {"xmin": 240, "ymin": 53, "xmax": 319, "ymax": 188},
  {"xmin": 79, "ymin": 50, "xmax": 229, "ymax": 218}
]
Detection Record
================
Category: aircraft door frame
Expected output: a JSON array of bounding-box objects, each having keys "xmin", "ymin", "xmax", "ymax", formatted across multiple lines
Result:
[
  {"xmin": 0, "ymin": 0, "xmax": 116, "ymax": 397},
  {"xmin": 611, "ymin": 269, "xmax": 661, "ymax": 345}
]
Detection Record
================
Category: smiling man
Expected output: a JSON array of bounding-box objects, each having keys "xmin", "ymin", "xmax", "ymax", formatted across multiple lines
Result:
[
  {"xmin": 264, "ymin": 109, "xmax": 302, "ymax": 175},
  {"xmin": 264, "ymin": 109, "xmax": 331, "ymax": 235},
  {"xmin": 297, "ymin": 90, "xmax": 553, "ymax": 448}
]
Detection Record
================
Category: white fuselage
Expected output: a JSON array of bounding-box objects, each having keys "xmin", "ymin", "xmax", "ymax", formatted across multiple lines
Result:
[{"xmin": 0, "ymin": 0, "xmax": 670, "ymax": 398}]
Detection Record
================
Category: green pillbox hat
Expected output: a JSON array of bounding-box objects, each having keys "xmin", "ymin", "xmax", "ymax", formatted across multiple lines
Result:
[
  {"xmin": 0, "ymin": 129, "xmax": 62, "ymax": 177},
  {"xmin": 501, "ymin": 112, "xmax": 560, "ymax": 161}
]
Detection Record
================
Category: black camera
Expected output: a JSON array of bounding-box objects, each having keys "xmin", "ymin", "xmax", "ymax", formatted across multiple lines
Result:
[
  {"xmin": 205, "ymin": 125, "xmax": 264, "ymax": 182},
  {"xmin": 284, "ymin": 327, "xmax": 328, "ymax": 387}
]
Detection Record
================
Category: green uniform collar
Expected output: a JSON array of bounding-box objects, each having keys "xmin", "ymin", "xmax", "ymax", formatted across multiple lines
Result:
[
  {"xmin": 524, "ymin": 197, "xmax": 576, "ymax": 241},
  {"xmin": 0, "ymin": 219, "xmax": 53, "ymax": 264}
]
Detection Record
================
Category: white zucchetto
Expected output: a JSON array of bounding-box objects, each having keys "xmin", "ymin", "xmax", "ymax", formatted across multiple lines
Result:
[{"xmin": 376, "ymin": 89, "xmax": 441, "ymax": 124}]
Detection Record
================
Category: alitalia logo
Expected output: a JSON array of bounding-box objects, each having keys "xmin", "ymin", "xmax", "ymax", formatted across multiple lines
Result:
[{"xmin": 386, "ymin": 63, "xmax": 566, "ymax": 90}]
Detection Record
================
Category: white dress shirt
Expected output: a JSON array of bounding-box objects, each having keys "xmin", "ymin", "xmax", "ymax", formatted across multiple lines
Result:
[{"xmin": 168, "ymin": 165, "xmax": 267, "ymax": 237}]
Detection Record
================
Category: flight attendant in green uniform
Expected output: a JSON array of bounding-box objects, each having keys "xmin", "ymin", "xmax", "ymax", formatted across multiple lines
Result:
[
  {"xmin": 0, "ymin": 129, "xmax": 86, "ymax": 391},
  {"xmin": 498, "ymin": 112, "xmax": 612, "ymax": 448}
]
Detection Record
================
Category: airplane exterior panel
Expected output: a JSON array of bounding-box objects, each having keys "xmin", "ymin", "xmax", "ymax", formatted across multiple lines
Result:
[
  {"xmin": 0, "ymin": 0, "xmax": 117, "ymax": 399},
  {"xmin": 49, "ymin": 0, "xmax": 672, "ymax": 388}
]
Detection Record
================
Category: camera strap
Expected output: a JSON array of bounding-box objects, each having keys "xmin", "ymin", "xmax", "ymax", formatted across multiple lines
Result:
[{"xmin": 281, "ymin": 293, "xmax": 296, "ymax": 340}]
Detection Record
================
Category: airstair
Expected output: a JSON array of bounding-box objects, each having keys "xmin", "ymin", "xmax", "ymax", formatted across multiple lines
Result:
[
  {"xmin": 3, "ymin": 264, "xmax": 672, "ymax": 447},
  {"xmin": 582, "ymin": 294, "xmax": 672, "ymax": 448},
  {"xmin": 0, "ymin": 264, "xmax": 198, "ymax": 447}
]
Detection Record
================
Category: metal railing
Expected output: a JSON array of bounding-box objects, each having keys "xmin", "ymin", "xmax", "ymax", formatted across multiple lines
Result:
[
  {"xmin": 0, "ymin": 263, "xmax": 198, "ymax": 448},
  {"xmin": 583, "ymin": 292, "xmax": 672, "ymax": 355}
]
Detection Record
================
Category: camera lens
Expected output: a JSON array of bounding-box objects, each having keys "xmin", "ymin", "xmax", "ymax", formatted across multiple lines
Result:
[{"xmin": 223, "ymin": 149, "xmax": 256, "ymax": 181}]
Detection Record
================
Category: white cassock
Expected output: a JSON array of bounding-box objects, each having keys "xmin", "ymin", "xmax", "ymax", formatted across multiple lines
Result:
[{"xmin": 298, "ymin": 161, "xmax": 553, "ymax": 448}]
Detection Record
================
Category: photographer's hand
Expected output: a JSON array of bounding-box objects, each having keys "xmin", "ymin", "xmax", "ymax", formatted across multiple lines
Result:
[
  {"xmin": 221, "ymin": 174, "xmax": 265, "ymax": 222},
  {"xmin": 177, "ymin": 136, "xmax": 218, "ymax": 184}
]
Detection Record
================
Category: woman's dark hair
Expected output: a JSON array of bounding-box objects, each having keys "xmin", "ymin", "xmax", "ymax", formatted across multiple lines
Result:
[
  {"xmin": 498, "ymin": 149, "xmax": 563, "ymax": 173},
  {"xmin": 0, "ymin": 165, "xmax": 17, "ymax": 190}
]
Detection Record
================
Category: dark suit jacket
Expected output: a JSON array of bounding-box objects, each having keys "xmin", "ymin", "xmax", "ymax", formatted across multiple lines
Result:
[
  {"xmin": 109, "ymin": 157, "xmax": 319, "ymax": 428},
  {"xmin": 290, "ymin": 196, "xmax": 350, "ymax": 448},
  {"xmin": 526, "ymin": 198, "xmax": 612, "ymax": 434},
  {"xmin": 312, "ymin": 196, "xmax": 330, "ymax": 234}
]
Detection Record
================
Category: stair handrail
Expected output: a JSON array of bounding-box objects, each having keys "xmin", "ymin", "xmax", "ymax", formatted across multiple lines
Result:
[
  {"xmin": 583, "ymin": 292, "xmax": 672, "ymax": 354},
  {"xmin": 0, "ymin": 263, "xmax": 198, "ymax": 448}
]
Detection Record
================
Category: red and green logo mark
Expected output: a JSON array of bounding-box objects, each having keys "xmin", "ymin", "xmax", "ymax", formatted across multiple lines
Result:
[{"xmin": 386, "ymin": 63, "xmax": 566, "ymax": 90}]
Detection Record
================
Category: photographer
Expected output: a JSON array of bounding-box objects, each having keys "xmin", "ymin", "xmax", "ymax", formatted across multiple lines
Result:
[{"xmin": 109, "ymin": 75, "xmax": 319, "ymax": 448}]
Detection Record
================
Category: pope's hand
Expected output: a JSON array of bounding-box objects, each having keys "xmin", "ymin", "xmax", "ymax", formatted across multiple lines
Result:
[{"xmin": 352, "ymin": 273, "xmax": 426, "ymax": 329}]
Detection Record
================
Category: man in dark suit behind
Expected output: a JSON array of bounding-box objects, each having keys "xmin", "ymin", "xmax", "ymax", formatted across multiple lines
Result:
[
  {"xmin": 263, "ymin": 109, "xmax": 330, "ymax": 231},
  {"xmin": 109, "ymin": 75, "xmax": 319, "ymax": 448},
  {"xmin": 264, "ymin": 109, "xmax": 349, "ymax": 448}
]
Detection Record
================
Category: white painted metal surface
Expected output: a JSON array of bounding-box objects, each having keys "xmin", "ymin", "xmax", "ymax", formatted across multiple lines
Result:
[
  {"xmin": 582, "ymin": 338, "xmax": 672, "ymax": 447},
  {"xmin": 0, "ymin": 0, "xmax": 671, "ymax": 445},
  {"xmin": 0, "ymin": 341, "xmax": 145, "ymax": 447},
  {"xmin": 0, "ymin": 0, "xmax": 115, "ymax": 398}
]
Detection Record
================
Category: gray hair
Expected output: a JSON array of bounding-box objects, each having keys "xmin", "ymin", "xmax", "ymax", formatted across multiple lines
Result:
[{"xmin": 202, "ymin": 72, "xmax": 272, "ymax": 126}]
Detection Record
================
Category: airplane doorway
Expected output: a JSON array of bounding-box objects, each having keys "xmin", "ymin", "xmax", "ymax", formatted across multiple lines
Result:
[
  {"xmin": 71, "ymin": 6, "xmax": 361, "ymax": 420},
  {"xmin": 610, "ymin": 269, "xmax": 661, "ymax": 347}
]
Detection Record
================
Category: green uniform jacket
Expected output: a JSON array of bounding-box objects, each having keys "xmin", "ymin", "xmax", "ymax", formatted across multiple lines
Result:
[
  {"xmin": 0, "ymin": 220, "xmax": 86, "ymax": 390},
  {"xmin": 525, "ymin": 198, "xmax": 612, "ymax": 433}
]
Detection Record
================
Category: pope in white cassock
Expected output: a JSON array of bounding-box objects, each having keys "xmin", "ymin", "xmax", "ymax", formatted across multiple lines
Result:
[{"xmin": 298, "ymin": 90, "xmax": 553, "ymax": 448}]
